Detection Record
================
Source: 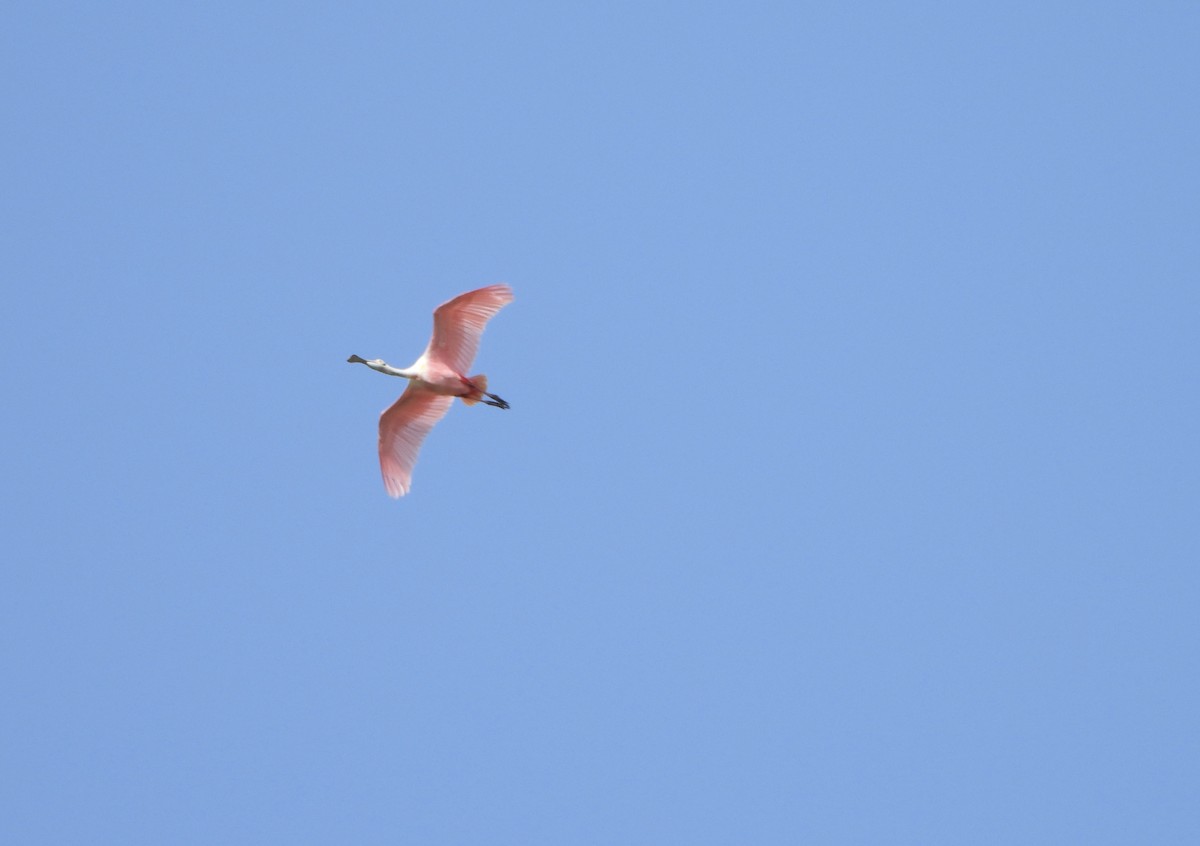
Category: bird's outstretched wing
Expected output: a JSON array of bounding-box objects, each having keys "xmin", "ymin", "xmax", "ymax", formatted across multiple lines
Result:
[
  {"xmin": 378, "ymin": 384, "xmax": 455, "ymax": 497},
  {"xmin": 424, "ymin": 284, "xmax": 514, "ymax": 375}
]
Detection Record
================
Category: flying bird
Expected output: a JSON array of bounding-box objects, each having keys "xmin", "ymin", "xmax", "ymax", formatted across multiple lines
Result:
[{"xmin": 348, "ymin": 283, "xmax": 513, "ymax": 497}]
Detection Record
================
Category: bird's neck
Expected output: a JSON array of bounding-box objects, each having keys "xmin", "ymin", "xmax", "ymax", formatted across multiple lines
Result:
[{"xmin": 366, "ymin": 360, "xmax": 416, "ymax": 379}]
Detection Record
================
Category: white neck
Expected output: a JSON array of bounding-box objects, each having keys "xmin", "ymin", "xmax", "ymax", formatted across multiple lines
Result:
[{"xmin": 360, "ymin": 359, "xmax": 415, "ymax": 379}]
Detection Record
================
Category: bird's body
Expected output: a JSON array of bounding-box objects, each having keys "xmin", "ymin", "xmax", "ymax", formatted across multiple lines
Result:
[{"xmin": 349, "ymin": 284, "xmax": 513, "ymax": 497}]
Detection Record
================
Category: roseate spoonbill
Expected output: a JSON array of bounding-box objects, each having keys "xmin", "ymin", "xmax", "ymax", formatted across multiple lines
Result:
[{"xmin": 348, "ymin": 283, "xmax": 513, "ymax": 497}]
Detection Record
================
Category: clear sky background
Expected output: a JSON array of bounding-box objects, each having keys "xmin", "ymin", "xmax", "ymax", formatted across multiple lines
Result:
[{"xmin": 3, "ymin": 2, "xmax": 1198, "ymax": 843}]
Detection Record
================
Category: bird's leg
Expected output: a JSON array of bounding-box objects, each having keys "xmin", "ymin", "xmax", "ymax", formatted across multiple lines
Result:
[{"xmin": 457, "ymin": 374, "xmax": 510, "ymax": 409}]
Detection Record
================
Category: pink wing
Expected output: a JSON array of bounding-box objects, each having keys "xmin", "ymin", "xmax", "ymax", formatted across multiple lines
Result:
[
  {"xmin": 424, "ymin": 284, "xmax": 514, "ymax": 375},
  {"xmin": 377, "ymin": 383, "xmax": 455, "ymax": 497}
]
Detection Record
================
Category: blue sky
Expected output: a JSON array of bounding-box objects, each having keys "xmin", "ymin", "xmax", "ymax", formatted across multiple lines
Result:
[{"xmin": 3, "ymin": 2, "xmax": 1198, "ymax": 843}]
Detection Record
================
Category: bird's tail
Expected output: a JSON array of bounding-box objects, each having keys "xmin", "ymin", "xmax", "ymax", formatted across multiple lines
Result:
[{"xmin": 460, "ymin": 374, "xmax": 488, "ymax": 406}]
